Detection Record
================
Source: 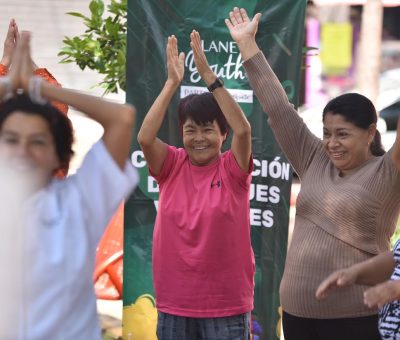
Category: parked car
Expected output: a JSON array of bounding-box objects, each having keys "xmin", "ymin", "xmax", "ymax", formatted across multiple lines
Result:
[{"xmin": 380, "ymin": 99, "xmax": 400, "ymax": 130}]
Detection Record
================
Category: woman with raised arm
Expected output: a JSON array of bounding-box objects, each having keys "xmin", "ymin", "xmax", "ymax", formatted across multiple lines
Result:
[
  {"xmin": 137, "ymin": 31, "xmax": 254, "ymax": 339},
  {"xmin": 1, "ymin": 19, "xmax": 70, "ymax": 178},
  {"xmin": 1, "ymin": 19, "xmax": 68, "ymax": 114},
  {"xmin": 0, "ymin": 32, "xmax": 138, "ymax": 339},
  {"xmin": 225, "ymin": 6, "xmax": 400, "ymax": 340}
]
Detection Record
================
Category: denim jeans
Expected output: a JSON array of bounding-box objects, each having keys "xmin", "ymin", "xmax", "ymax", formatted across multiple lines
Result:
[{"xmin": 156, "ymin": 311, "xmax": 251, "ymax": 340}]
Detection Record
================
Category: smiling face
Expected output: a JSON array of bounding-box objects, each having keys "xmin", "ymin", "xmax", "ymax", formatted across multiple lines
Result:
[
  {"xmin": 322, "ymin": 112, "xmax": 376, "ymax": 175},
  {"xmin": 0, "ymin": 111, "xmax": 60, "ymax": 189},
  {"xmin": 182, "ymin": 118, "xmax": 226, "ymax": 166}
]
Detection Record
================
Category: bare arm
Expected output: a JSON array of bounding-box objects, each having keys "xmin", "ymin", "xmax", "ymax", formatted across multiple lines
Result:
[
  {"xmin": 190, "ymin": 30, "xmax": 251, "ymax": 171},
  {"xmin": 316, "ymin": 251, "xmax": 395, "ymax": 300},
  {"xmin": 15, "ymin": 32, "xmax": 135, "ymax": 170},
  {"xmin": 41, "ymin": 84, "xmax": 135, "ymax": 169},
  {"xmin": 137, "ymin": 36, "xmax": 184, "ymax": 176}
]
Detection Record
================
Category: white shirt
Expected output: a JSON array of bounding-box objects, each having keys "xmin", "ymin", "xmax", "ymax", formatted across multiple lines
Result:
[{"xmin": 12, "ymin": 140, "xmax": 138, "ymax": 340}]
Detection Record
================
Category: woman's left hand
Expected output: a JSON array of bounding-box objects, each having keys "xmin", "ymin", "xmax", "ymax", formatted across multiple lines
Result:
[
  {"xmin": 190, "ymin": 30, "xmax": 215, "ymax": 86},
  {"xmin": 9, "ymin": 31, "xmax": 33, "ymax": 92}
]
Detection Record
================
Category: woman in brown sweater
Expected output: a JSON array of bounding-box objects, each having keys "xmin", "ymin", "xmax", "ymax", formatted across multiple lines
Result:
[{"xmin": 225, "ymin": 7, "xmax": 400, "ymax": 340}]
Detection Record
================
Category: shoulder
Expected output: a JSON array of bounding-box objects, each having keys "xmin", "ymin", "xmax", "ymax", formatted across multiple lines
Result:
[
  {"xmin": 220, "ymin": 150, "xmax": 252, "ymax": 190},
  {"xmin": 154, "ymin": 145, "xmax": 188, "ymax": 182}
]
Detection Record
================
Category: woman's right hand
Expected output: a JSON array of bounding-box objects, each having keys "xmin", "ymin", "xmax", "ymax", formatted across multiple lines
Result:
[
  {"xmin": 225, "ymin": 7, "xmax": 261, "ymax": 46},
  {"xmin": 166, "ymin": 35, "xmax": 184, "ymax": 87},
  {"xmin": 1, "ymin": 19, "xmax": 18, "ymax": 68},
  {"xmin": 316, "ymin": 268, "xmax": 358, "ymax": 300}
]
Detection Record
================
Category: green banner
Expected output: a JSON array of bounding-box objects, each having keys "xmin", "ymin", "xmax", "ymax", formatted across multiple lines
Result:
[{"xmin": 124, "ymin": 1, "xmax": 306, "ymax": 339}]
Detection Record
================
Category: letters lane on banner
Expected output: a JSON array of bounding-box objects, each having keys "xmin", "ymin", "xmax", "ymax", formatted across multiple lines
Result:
[{"xmin": 124, "ymin": 1, "xmax": 307, "ymax": 339}]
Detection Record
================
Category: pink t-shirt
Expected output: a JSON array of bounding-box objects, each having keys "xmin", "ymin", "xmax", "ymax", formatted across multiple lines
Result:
[{"xmin": 151, "ymin": 145, "xmax": 255, "ymax": 318}]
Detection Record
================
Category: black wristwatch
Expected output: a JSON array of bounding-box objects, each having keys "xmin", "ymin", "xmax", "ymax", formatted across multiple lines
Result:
[{"xmin": 207, "ymin": 77, "xmax": 224, "ymax": 92}]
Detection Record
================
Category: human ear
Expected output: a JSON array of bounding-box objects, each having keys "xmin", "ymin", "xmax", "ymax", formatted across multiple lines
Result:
[{"xmin": 367, "ymin": 123, "xmax": 377, "ymax": 144}]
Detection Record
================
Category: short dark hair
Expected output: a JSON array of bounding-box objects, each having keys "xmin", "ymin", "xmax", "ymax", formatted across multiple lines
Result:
[
  {"xmin": 0, "ymin": 94, "xmax": 74, "ymax": 172},
  {"xmin": 322, "ymin": 93, "xmax": 385, "ymax": 156},
  {"xmin": 178, "ymin": 92, "xmax": 230, "ymax": 136}
]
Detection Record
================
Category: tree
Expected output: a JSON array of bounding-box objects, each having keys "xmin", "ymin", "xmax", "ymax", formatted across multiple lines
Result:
[{"xmin": 58, "ymin": 0, "xmax": 127, "ymax": 94}]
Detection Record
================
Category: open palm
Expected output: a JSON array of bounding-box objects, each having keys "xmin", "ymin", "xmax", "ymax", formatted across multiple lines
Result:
[
  {"xmin": 225, "ymin": 7, "xmax": 261, "ymax": 44},
  {"xmin": 190, "ymin": 30, "xmax": 213, "ymax": 80},
  {"xmin": 166, "ymin": 35, "xmax": 184, "ymax": 85}
]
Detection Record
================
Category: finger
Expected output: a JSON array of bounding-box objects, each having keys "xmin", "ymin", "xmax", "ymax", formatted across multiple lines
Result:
[
  {"xmin": 363, "ymin": 291, "xmax": 378, "ymax": 308},
  {"xmin": 171, "ymin": 35, "xmax": 177, "ymax": 56},
  {"xmin": 192, "ymin": 30, "xmax": 201, "ymax": 48},
  {"xmin": 19, "ymin": 31, "xmax": 31, "ymax": 61},
  {"xmin": 233, "ymin": 7, "xmax": 243, "ymax": 24},
  {"xmin": 20, "ymin": 31, "xmax": 31, "ymax": 45},
  {"xmin": 178, "ymin": 52, "xmax": 185, "ymax": 65},
  {"xmin": 239, "ymin": 8, "xmax": 250, "ymax": 22},
  {"xmin": 225, "ymin": 18, "xmax": 233, "ymax": 30},
  {"xmin": 364, "ymin": 285, "xmax": 388, "ymax": 308},
  {"xmin": 14, "ymin": 22, "xmax": 20, "ymax": 42},
  {"xmin": 166, "ymin": 36, "xmax": 173, "ymax": 62},
  {"xmin": 316, "ymin": 274, "xmax": 342, "ymax": 299},
  {"xmin": 229, "ymin": 10, "xmax": 238, "ymax": 26},
  {"xmin": 315, "ymin": 281, "xmax": 330, "ymax": 299},
  {"xmin": 252, "ymin": 12, "xmax": 262, "ymax": 25},
  {"xmin": 190, "ymin": 41, "xmax": 199, "ymax": 58},
  {"xmin": 192, "ymin": 39, "xmax": 202, "ymax": 61},
  {"xmin": 6, "ymin": 20, "xmax": 14, "ymax": 39},
  {"xmin": 190, "ymin": 31, "xmax": 199, "ymax": 53}
]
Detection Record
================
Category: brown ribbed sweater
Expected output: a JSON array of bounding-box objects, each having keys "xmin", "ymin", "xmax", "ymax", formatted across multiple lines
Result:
[{"xmin": 244, "ymin": 52, "xmax": 400, "ymax": 318}]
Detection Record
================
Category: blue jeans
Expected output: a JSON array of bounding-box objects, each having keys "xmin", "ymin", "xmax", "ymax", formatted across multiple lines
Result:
[{"xmin": 157, "ymin": 311, "xmax": 251, "ymax": 340}]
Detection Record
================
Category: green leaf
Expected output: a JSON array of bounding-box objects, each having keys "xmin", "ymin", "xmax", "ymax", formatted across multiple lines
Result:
[
  {"xmin": 89, "ymin": 0, "xmax": 105, "ymax": 17},
  {"xmin": 66, "ymin": 12, "xmax": 88, "ymax": 19},
  {"xmin": 59, "ymin": 0, "xmax": 127, "ymax": 93}
]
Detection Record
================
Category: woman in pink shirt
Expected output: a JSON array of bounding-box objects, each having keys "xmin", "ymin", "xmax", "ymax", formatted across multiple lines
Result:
[{"xmin": 137, "ymin": 31, "xmax": 255, "ymax": 339}]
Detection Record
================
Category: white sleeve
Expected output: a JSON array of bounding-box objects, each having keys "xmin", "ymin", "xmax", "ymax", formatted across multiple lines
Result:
[{"xmin": 72, "ymin": 140, "xmax": 139, "ymax": 240}]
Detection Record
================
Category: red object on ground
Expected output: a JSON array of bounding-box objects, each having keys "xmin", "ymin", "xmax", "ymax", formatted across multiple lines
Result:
[{"xmin": 93, "ymin": 203, "xmax": 124, "ymax": 300}]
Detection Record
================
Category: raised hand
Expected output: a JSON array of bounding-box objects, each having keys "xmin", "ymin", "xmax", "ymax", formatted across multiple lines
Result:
[
  {"xmin": 1, "ymin": 19, "xmax": 19, "ymax": 68},
  {"xmin": 166, "ymin": 35, "xmax": 184, "ymax": 87},
  {"xmin": 364, "ymin": 280, "xmax": 400, "ymax": 309},
  {"xmin": 189, "ymin": 30, "xmax": 215, "ymax": 86},
  {"xmin": 225, "ymin": 7, "xmax": 261, "ymax": 45},
  {"xmin": 316, "ymin": 268, "xmax": 358, "ymax": 300},
  {"xmin": 19, "ymin": 31, "xmax": 34, "ymax": 91},
  {"xmin": 8, "ymin": 31, "xmax": 33, "ymax": 92}
]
